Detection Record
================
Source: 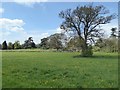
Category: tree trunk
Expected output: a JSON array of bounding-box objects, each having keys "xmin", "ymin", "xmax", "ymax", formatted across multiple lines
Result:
[
  {"xmin": 81, "ymin": 41, "xmax": 93, "ymax": 57},
  {"xmin": 78, "ymin": 36, "xmax": 93, "ymax": 57}
]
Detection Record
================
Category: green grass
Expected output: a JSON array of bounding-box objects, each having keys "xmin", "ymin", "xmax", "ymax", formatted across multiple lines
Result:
[{"xmin": 2, "ymin": 51, "xmax": 118, "ymax": 88}]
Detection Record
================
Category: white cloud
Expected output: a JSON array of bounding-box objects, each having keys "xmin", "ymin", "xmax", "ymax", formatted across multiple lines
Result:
[
  {"xmin": 0, "ymin": 8, "xmax": 4, "ymax": 14},
  {"xmin": 13, "ymin": 0, "xmax": 48, "ymax": 7},
  {"xmin": 0, "ymin": 18, "xmax": 26, "ymax": 43},
  {"xmin": 0, "ymin": 18, "xmax": 51, "ymax": 44},
  {"xmin": 0, "ymin": 18, "xmax": 50, "ymax": 44},
  {"xmin": 0, "ymin": 18, "xmax": 25, "ymax": 32}
]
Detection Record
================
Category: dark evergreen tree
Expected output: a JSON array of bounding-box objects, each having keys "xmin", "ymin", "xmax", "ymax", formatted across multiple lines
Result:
[{"xmin": 2, "ymin": 41, "xmax": 7, "ymax": 50}]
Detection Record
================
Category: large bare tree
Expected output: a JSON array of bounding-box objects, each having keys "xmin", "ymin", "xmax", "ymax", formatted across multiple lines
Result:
[{"xmin": 59, "ymin": 4, "xmax": 116, "ymax": 56}]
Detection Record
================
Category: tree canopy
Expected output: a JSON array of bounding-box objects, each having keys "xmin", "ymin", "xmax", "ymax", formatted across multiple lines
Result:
[{"xmin": 59, "ymin": 4, "xmax": 116, "ymax": 56}]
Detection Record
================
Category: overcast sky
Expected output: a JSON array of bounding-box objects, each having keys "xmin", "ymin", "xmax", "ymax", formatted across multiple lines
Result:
[{"xmin": 0, "ymin": 1, "xmax": 118, "ymax": 44}]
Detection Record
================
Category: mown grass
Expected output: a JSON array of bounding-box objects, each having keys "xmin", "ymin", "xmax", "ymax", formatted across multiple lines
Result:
[{"xmin": 2, "ymin": 51, "xmax": 118, "ymax": 88}]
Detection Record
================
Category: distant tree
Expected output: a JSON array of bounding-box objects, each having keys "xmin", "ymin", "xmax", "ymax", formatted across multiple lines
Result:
[
  {"xmin": 110, "ymin": 27, "xmax": 117, "ymax": 38},
  {"xmin": 49, "ymin": 33, "xmax": 63, "ymax": 50},
  {"xmin": 94, "ymin": 37, "xmax": 118, "ymax": 53},
  {"xmin": 109, "ymin": 28, "xmax": 118, "ymax": 52},
  {"xmin": 23, "ymin": 40, "xmax": 29, "ymax": 49},
  {"xmin": 40, "ymin": 38, "xmax": 50, "ymax": 49},
  {"xmin": 2, "ymin": 41, "xmax": 7, "ymax": 50},
  {"xmin": 23, "ymin": 37, "xmax": 36, "ymax": 49},
  {"xmin": 31, "ymin": 42, "xmax": 36, "ymax": 48},
  {"xmin": 40, "ymin": 33, "xmax": 67, "ymax": 50},
  {"xmin": 59, "ymin": 4, "xmax": 116, "ymax": 56},
  {"xmin": 8, "ymin": 42, "xmax": 13, "ymax": 49},
  {"xmin": 28, "ymin": 37, "xmax": 33, "ymax": 42},
  {"xmin": 14, "ymin": 41, "xmax": 21, "ymax": 49}
]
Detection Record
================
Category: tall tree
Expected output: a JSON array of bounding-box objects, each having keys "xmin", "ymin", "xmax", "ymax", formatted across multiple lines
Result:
[
  {"xmin": 2, "ymin": 41, "xmax": 7, "ymax": 50},
  {"xmin": 59, "ymin": 4, "xmax": 116, "ymax": 56}
]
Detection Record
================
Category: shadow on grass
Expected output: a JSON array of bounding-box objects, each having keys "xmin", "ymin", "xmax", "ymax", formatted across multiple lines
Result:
[{"xmin": 73, "ymin": 54, "xmax": 118, "ymax": 60}]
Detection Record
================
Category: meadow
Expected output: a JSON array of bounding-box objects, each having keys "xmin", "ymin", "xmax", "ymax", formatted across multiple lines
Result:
[{"xmin": 2, "ymin": 51, "xmax": 118, "ymax": 88}]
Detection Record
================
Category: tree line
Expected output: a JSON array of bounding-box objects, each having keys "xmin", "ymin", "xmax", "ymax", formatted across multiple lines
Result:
[
  {"xmin": 0, "ymin": 37, "xmax": 36, "ymax": 50},
  {"xmin": 0, "ymin": 27, "xmax": 118, "ymax": 53}
]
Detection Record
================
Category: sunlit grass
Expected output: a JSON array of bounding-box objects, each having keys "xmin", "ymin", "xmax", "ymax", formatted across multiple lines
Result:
[{"xmin": 2, "ymin": 51, "xmax": 118, "ymax": 88}]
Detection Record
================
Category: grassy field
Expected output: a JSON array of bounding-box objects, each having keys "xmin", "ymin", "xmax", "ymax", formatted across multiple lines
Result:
[{"xmin": 2, "ymin": 51, "xmax": 118, "ymax": 88}]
